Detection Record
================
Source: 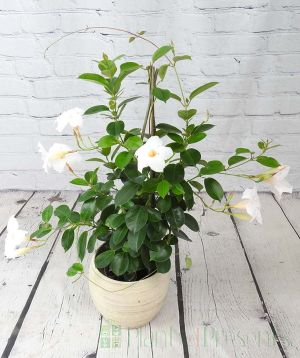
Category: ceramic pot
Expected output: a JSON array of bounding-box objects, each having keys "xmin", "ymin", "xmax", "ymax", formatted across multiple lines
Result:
[{"xmin": 88, "ymin": 251, "xmax": 170, "ymax": 328}]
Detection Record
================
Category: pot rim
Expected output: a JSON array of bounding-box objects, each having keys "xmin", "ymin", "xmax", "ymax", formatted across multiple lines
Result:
[{"xmin": 91, "ymin": 246, "xmax": 167, "ymax": 286}]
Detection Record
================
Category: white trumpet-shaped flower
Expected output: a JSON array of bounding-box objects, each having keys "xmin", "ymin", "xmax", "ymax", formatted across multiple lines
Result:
[
  {"xmin": 135, "ymin": 136, "xmax": 173, "ymax": 173},
  {"xmin": 38, "ymin": 142, "xmax": 81, "ymax": 173},
  {"xmin": 5, "ymin": 216, "xmax": 28, "ymax": 259},
  {"xmin": 232, "ymin": 188, "xmax": 262, "ymax": 224},
  {"xmin": 265, "ymin": 165, "xmax": 292, "ymax": 200},
  {"xmin": 55, "ymin": 108, "xmax": 84, "ymax": 132}
]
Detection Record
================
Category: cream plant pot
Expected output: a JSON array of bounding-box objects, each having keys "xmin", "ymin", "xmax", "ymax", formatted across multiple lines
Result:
[{"xmin": 89, "ymin": 252, "xmax": 170, "ymax": 328}]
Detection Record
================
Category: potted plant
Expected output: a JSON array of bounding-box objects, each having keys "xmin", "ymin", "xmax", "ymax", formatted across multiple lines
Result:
[{"xmin": 4, "ymin": 29, "xmax": 292, "ymax": 328}]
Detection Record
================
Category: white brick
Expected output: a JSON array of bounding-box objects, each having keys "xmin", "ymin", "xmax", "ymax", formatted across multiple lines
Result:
[
  {"xmin": 0, "ymin": 118, "xmax": 39, "ymax": 134},
  {"xmin": 268, "ymin": 33, "xmax": 300, "ymax": 52},
  {"xmin": 244, "ymin": 98, "xmax": 278, "ymax": 115},
  {"xmin": 215, "ymin": 13, "xmax": 250, "ymax": 32},
  {"xmin": 0, "ymin": 60, "xmax": 15, "ymax": 75},
  {"xmin": 53, "ymin": 57, "xmax": 92, "ymax": 76},
  {"xmin": 194, "ymin": 0, "xmax": 269, "ymax": 9},
  {"xmin": 21, "ymin": 14, "xmax": 60, "ymax": 34},
  {"xmin": 279, "ymin": 97, "xmax": 300, "ymax": 114},
  {"xmin": 0, "ymin": 78, "xmax": 30, "ymax": 96},
  {"xmin": 0, "ymin": 99, "xmax": 26, "ymax": 115},
  {"xmin": 276, "ymin": 54, "xmax": 300, "ymax": 73},
  {"xmin": 0, "ymin": 15, "xmax": 21, "ymax": 35},
  {"xmin": 0, "ymin": 38, "xmax": 40, "ymax": 58},
  {"xmin": 271, "ymin": 0, "xmax": 300, "ymax": 9},
  {"xmin": 291, "ymin": 13, "xmax": 300, "ymax": 29},
  {"xmin": 217, "ymin": 78, "xmax": 258, "ymax": 95},
  {"xmin": 250, "ymin": 11, "xmax": 292, "ymax": 32},
  {"xmin": 0, "ymin": 136, "xmax": 32, "ymax": 153},
  {"xmin": 0, "ymin": 172, "xmax": 37, "ymax": 190},
  {"xmin": 193, "ymin": 35, "xmax": 266, "ymax": 55},
  {"xmin": 258, "ymin": 76, "xmax": 300, "ymax": 94},
  {"xmin": 15, "ymin": 59, "xmax": 53, "ymax": 78},
  {"xmin": 252, "ymin": 117, "xmax": 300, "ymax": 134},
  {"xmin": 0, "ymin": 0, "xmax": 22, "ymax": 11},
  {"xmin": 239, "ymin": 55, "xmax": 276, "ymax": 74}
]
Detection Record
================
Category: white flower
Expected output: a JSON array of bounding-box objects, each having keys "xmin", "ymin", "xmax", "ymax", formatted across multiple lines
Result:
[
  {"xmin": 232, "ymin": 188, "xmax": 262, "ymax": 224},
  {"xmin": 38, "ymin": 142, "xmax": 81, "ymax": 173},
  {"xmin": 55, "ymin": 108, "xmax": 84, "ymax": 132},
  {"xmin": 135, "ymin": 136, "xmax": 173, "ymax": 173},
  {"xmin": 265, "ymin": 165, "xmax": 292, "ymax": 200},
  {"xmin": 5, "ymin": 216, "xmax": 28, "ymax": 259}
]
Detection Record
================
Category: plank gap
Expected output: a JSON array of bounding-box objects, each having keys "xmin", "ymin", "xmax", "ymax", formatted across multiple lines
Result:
[
  {"xmin": 1, "ymin": 193, "xmax": 79, "ymax": 358},
  {"xmin": 228, "ymin": 208, "xmax": 288, "ymax": 358}
]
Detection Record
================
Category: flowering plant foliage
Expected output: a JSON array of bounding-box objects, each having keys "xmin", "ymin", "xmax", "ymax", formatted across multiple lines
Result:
[{"xmin": 5, "ymin": 30, "xmax": 292, "ymax": 281}]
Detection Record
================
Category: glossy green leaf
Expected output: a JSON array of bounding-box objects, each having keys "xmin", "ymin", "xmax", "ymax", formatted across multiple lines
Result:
[
  {"xmin": 70, "ymin": 178, "xmax": 89, "ymax": 186},
  {"xmin": 164, "ymin": 163, "xmax": 184, "ymax": 184},
  {"xmin": 188, "ymin": 132, "xmax": 206, "ymax": 144},
  {"xmin": 228, "ymin": 155, "xmax": 247, "ymax": 166},
  {"xmin": 166, "ymin": 207, "xmax": 185, "ymax": 228},
  {"xmin": 157, "ymin": 196, "xmax": 172, "ymax": 213},
  {"xmin": 180, "ymin": 148, "xmax": 201, "ymax": 166},
  {"xmin": 157, "ymin": 180, "xmax": 170, "ymax": 198},
  {"xmin": 153, "ymin": 87, "xmax": 171, "ymax": 103},
  {"xmin": 110, "ymin": 253, "xmax": 129, "ymax": 276},
  {"xmin": 204, "ymin": 178, "xmax": 224, "ymax": 202},
  {"xmin": 256, "ymin": 156, "xmax": 280, "ymax": 168},
  {"xmin": 112, "ymin": 225, "xmax": 128, "ymax": 246},
  {"xmin": 106, "ymin": 121, "xmax": 124, "ymax": 136},
  {"xmin": 124, "ymin": 136, "xmax": 143, "ymax": 150},
  {"xmin": 98, "ymin": 59, "xmax": 117, "ymax": 78},
  {"xmin": 158, "ymin": 64, "xmax": 169, "ymax": 81},
  {"xmin": 97, "ymin": 135, "xmax": 118, "ymax": 148},
  {"xmin": 184, "ymin": 213, "xmax": 199, "ymax": 232},
  {"xmin": 95, "ymin": 249, "xmax": 115, "ymax": 269},
  {"xmin": 42, "ymin": 205, "xmax": 53, "ymax": 223},
  {"xmin": 77, "ymin": 231, "xmax": 88, "ymax": 261},
  {"xmin": 84, "ymin": 105, "xmax": 109, "ymax": 115},
  {"xmin": 156, "ymin": 123, "xmax": 181, "ymax": 134},
  {"xmin": 200, "ymin": 160, "xmax": 225, "ymax": 175},
  {"xmin": 61, "ymin": 229, "xmax": 75, "ymax": 252},
  {"xmin": 189, "ymin": 82, "xmax": 218, "ymax": 101},
  {"xmin": 106, "ymin": 213, "xmax": 125, "ymax": 229},
  {"xmin": 128, "ymin": 225, "xmax": 147, "ymax": 252},
  {"xmin": 156, "ymin": 259, "xmax": 171, "ymax": 273},
  {"xmin": 119, "ymin": 62, "xmax": 141, "ymax": 80},
  {"xmin": 125, "ymin": 206, "xmax": 148, "ymax": 232},
  {"xmin": 178, "ymin": 109, "xmax": 197, "ymax": 120},
  {"xmin": 115, "ymin": 151, "xmax": 133, "ymax": 169},
  {"xmin": 78, "ymin": 73, "xmax": 107, "ymax": 86},
  {"xmin": 67, "ymin": 262, "xmax": 83, "ymax": 276},
  {"xmin": 173, "ymin": 55, "xmax": 192, "ymax": 62},
  {"xmin": 172, "ymin": 183, "xmax": 185, "ymax": 195},
  {"xmin": 152, "ymin": 45, "xmax": 173, "ymax": 63},
  {"xmin": 149, "ymin": 243, "xmax": 172, "ymax": 262},
  {"xmin": 115, "ymin": 181, "xmax": 140, "ymax": 206}
]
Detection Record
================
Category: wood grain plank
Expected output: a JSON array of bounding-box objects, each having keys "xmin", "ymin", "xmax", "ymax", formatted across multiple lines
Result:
[
  {"xmin": 178, "ymin": 196, "xmax": 283, "ymax": 358},
  {"xmin": 0, "ymin": 190, "xmax": 34, "ymax": 233},
  {"xmin": 0, "ymin": 191, "xmax": 78, "ymax": 356},
  {"xmin": 233, "ymin": 193, "xmax": 300, "ymax": 358}
]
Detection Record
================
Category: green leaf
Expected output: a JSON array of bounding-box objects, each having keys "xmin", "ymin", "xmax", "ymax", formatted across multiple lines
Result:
[
  {"xmin": 67, "ymin": 262, "xmax": 83, "ymax": 276},
  {"xmin": 87, "ymin": 234, "xmax": 97, "ymax": 253},
  {"xmin": 98, "ymin": 59, "xmax": 117, "ymax": 78},
  {"xmin": 228, "ymin": 155, "xmax": 247, "ymax": 166},
  {"xmin": 174, "ymin": 229, "xmax": 192, "ymax": 242},
  {"xmin": 204, "ymin": 178, "xmax": 224, "ymax": 202},
  {"xmin": 188, "ymin": 132, "xmax": 206, "ymax": 144},
  {"xmin": 80, "ymin": 198, "xmax": 97, "ymax": 221},
  {"xmin": 166, "ymin": 207, "xmax": 185, "ymax": 228},
  {"xmin": 193, "ymin": 123, "xmax": 215, "ymax": 133},
  {"xmin": 189, "ymin": 82, "xmax": 218, "ymax": 101},
  {"xmin": 110, "ymin": 253, "xmax": 129, "ymax": 276},
  {"xmin": 84, "ymin": 105, "xmax": 109, "ymax": 115},
  {"xmin": 157, "ymin": 196, "xmax": 172, "ymax": 213},
  {"xmin": 172, "ymin": 183, "xmax": 185, "ymax": 195},
  {"xmin": 42, "ymin": 205, "xmax": 53, "ymax": 223},
  {"xmin": 152, "ymin": 45, "xmax": 173, "ymax": 63},
  {"xmin": 54, "ymin": 204, "xmax": 71, "ymax": 221},
  {"xmin": 77, "ymin": 231, "xmax": 88, "ymax": 261},
  {"xmin": 124, "ymin": 136, "xmax": 143, "ymax": 150},
  {"xmin": 156, "ymin": 259, "xmax": 171, "ymax": 273},
  {"xmin": 156, "ymin": 123, "xmax": 181, "ymax": 134},
  {"xmin": 164, "ymin": 164, "xmax": 184, "ymax": 184},
  {"xmin": 129, "ymin": 36, "xmax": 135, "ymax": 43},
  {"xmin": 70, "ymin": 178, "xmax": 89, "ymax": 186},
  {"xmin": 115, "ymin": 152, "xmax": 133, "ymax": 169},
  {"xmin": 158, "ymin": 64, "xmax": 169, "ymax": 81},
  {"xmin": 119, "ymin": 62, "xmax": 141, "ymax": 80},
  {"xmin": 106, "ymin": 121, "xmax": 124, "ymax": 136},
  {"xmin": 200, "ymin": 160, "xmax": 225, "ymax": 175},
  {"xmin": 106, "ymin": 213, "xmax": 125, "ymax": 229},
  {"xmin": 125, "ymin": 206, "xmax": 148, "ymax": 232},
  {"xmin": 112, "ymin": 225, "xmax": 128, "ymax": 246},
  {"xmin": 95, "ymin": 250, "xmax": 115, "ymax": 269},
  {"xmin": 150, "ymin": 243, "xmax": 172, "ymax": 262},
  {"xmin": 153, "ymin": 87, "xmax": 171, "ymax": 103},
  {"xmin": 118, "ymin": 96, "xmax": 141, "ymax": 109},
  {"xmin": 128, "ymin": 225, "xmax": 147, "ymax": 252},
  {"xmin": 256, "ymin": 156, "xmax": 280, "ymax": 168},
  {"xmin": 115, "ymin": 181, "xmax": 140, "ymax": 206},
  {"xmin": 78, "ymin": 73, "xmax": 107, "ymax": 86},
  {"xmin": 189, "ymin": 180, "xmax": 203, "ymax": 192},
  {"xmin": 173, "ymin": 55, "xmax": 192, "ymax": 62},
  {"xmin": 180, "ymin": 148, "xmax": 201, "ymax": 166},
  {"xmin": 178, "ymin": 109, "xmax": 197, "ymax": 120},
  {"xmin": 236, "ymin": 147, "xmax": 251, "ymax": 154},
  {"xmin": 61, "ymin": 229, "xmax": 75, "ymax": 252},
  {"xmin": 185, "ymin": 255, "xmax": 192, "ymax": 270},
  {"xmin": 147, "ymin": 208, "xmax": 161, "ymax": 222},
  {"xmin": 96, "ymin": 196, "xmax": 113, "ymax": 211},
  {"xmin": 97, "ymin": 135, "xmax": 118, "ymax": 148},
  {"xmin": 167, "ymin": 133, "xmax": 184, "ymax": 144},
  {"xmin": 184, "ymin": 213, "xmax": 199, "ymax": 232},
  {"xmin": 157, "ymin": 180, "xmax": 170, "ymax": 198},
  {"xmin": 169, "ymin": 92, "xmax": 182, "ymax": 102}
]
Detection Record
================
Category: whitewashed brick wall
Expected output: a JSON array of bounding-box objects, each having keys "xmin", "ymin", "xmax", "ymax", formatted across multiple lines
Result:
[{"xmin": 0, "ymin": 0, "xmax": 299, "ymax": 190}]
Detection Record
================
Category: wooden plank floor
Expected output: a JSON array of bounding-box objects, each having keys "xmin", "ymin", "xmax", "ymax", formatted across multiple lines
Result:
[{"xmin": 0, "ymin": 191, "xmax": 299, "ymax": 358}]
